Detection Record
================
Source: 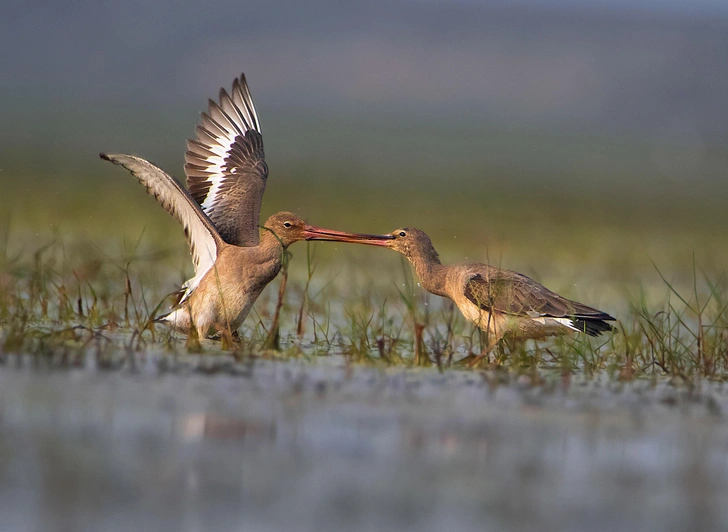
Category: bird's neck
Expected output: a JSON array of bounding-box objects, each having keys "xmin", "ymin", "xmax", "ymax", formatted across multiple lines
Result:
[
  {"xmin": 259, "ymin": 229, "xmax": 286, "ymax": 260},
  {"xmin": 409, "ymin": 251, "xmax": 448, "ymax": 297}
]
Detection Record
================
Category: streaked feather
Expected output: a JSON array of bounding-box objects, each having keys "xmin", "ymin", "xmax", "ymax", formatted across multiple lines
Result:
[
  {"xmin": 100, "ymin": 153, "xmax": 223, "ymax": 299},
  {"xmin": 464, "ymin": 270, "xmax": 615, "ymax": 336},
  {"xmin": 185, "ymin": 73, "xmax": 267, "ymax": 247}
]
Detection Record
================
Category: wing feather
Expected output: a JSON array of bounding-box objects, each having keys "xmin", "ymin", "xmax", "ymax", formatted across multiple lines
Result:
[
  {"xmin": 100, "ymin": 153, "xmax": 223, "ymax": 296},
  {"xmin": 185, "ymin": 73, "xmax": 267, "ymax": 247},
  {"xmin": 464, "ymin": 269, "xmax": 614, "ymax": 322}
]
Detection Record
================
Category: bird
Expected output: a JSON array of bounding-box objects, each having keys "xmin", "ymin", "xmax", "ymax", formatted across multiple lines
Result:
[
  {"xmin": 343, "ymin": 227, "xmax": 616, "ymax": 361},
  {"xmin": 100, "ymin": 74, "xmax": 390, "ymax": 339}
]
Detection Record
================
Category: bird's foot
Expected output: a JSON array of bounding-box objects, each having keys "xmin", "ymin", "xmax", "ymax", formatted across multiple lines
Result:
[
  {"xmin": 208, "ymin": 328, "xmax": 241, "ymax": 349},
  {"xmin": 460, "ymin": 351, "xmax": 496, "ymax": 368}
]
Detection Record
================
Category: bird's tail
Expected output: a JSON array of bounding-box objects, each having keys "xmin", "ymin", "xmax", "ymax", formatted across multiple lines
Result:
[{"xmin": 571, "ymin": 317, "xmax": 616, "ymax": 337}]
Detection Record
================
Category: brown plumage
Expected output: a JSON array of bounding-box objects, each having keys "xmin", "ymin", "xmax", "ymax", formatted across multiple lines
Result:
[
  {"xmin": 100, "ymin": 75, "xmax": 390, "ymax": 339},
  {"xmin": 184, "ymin": 74, "xmax": 267, "ymax": 247},
  {"xmin": 341, "ymin": 227, "xmax": 615, "ymax": 357}
]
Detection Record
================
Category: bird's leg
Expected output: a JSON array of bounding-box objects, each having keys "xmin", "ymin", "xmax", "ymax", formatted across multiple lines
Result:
[
  {"xmin": 221, "ymin": 327, "xmax": 241, "ymax": 350},
  {"xmin": 469, "ymin": 330, "xmax": 503, "ymax": 368},
  {"xmin": 466, "ymin": 309, "xmax": 504, "ymax": 367}
]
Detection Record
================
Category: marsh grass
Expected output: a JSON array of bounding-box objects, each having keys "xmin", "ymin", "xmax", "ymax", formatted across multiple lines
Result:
[
  {"xmin": 3, "ymin": 165, "xmax": 728, "ymax": 378},
  {"xmin": 3, "ymin": 225, "xmax": 728, "ymax": 379},
  {"xmin": 0, "ymin": 235, "xmax": 728, "ymax": 379}
]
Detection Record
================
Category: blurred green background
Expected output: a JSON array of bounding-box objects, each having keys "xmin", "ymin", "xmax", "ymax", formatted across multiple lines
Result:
[{"xmin": 3, "ymin": 0, "xmax": 728, "ymax": 319}]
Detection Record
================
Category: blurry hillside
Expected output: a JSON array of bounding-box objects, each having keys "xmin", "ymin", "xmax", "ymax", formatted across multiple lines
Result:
[
  {"xmin": 1, "ymin": 0, "xmax": 728, "ymax": 322},
  {"xmin": 2, "ymin": 1, "xmax": 728, "ymax": 286},
  {"xmin": 2, "ymin": 0, "xmax": 727, "ymax": 184}
]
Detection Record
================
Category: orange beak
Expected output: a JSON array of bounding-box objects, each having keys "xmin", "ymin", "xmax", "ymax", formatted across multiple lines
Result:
[{"xmin": 304, "ymin": 226, "xmax": 394, "ymax": 246}]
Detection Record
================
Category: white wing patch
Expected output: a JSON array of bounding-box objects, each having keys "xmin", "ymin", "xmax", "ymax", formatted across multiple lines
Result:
[
  {"xmin": 532, "ymin": 316, "xmax": 580, "ymax": 332},
  {"xmin": 197, "ymin": 148, "xmax": 228, "ymax": 212},
  {"xmin": 179, "ymin": 243, "xmax": 218, "ymax": 302},
  {"xmin": 189, "ymin": 75, "xmax": 261, "ymax": 214}
]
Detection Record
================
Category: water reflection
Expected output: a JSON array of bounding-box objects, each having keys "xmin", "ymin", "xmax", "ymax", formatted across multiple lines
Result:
[
  {"xmin": 179, "ymin": 414, "xmax": 276, "ymax": 443},
  {"xmin": 0, "ymin": 360, "xmax": 727, "ymax": 531}
]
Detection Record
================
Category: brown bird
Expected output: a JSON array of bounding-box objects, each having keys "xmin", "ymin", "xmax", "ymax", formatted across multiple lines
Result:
[
  {"xmin": 337, "ymin": 227, "xmax": 615, "ymax": 359},
  {"xmin": 101, "ymin": 74, "xmax": 389, "ymax": 339}
]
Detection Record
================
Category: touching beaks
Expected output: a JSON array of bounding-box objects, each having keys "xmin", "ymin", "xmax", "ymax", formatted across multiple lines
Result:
[{"xmin": 303, "ymin": 226, "xmax": 395, "ymax": 246}]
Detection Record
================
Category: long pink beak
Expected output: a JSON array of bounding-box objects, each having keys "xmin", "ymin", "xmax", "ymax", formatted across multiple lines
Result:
[{"xmin": 304, "ymin": 226, "xmax": 394, "ymax": 246}]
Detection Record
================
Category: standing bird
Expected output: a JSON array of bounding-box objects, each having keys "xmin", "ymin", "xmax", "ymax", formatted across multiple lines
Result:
[
  {"xmin": 101, "ymin": 74, "xmax": 390, "ymax": 339},
  {"xmin": 339, "ymin": 228, "xmax": 615, "ymax": 360}
]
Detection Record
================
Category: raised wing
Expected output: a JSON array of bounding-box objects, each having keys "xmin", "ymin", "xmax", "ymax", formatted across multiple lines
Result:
[
  {"xmin": 100, "ymin": 153, "xmax": 223, "ymax": 296},
  {"xmin": 464, "ymin": 269, "xmax": 614, "ymax": 334},
  {"xmin": 185, "ymin": 73, "xmax": 267, "ymax": 247}
]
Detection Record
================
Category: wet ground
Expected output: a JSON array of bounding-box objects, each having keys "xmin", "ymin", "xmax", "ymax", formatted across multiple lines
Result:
[{"xmin": 1, "ymin": 354, "xmax": 727, "ymax": 532}]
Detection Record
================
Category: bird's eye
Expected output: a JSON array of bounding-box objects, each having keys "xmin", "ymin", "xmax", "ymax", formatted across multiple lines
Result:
[
  {"xmin": 399, "ymin": 231, "xmax": 406, "ymax": 237},
  {"xmin": 283, "ymin": 222, "xmax": 292, "ymax": 228}
]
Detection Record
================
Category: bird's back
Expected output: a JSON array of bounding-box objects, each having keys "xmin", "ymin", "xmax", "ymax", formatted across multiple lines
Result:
[{"xmin": 447, "ymin": 262, "xmax": 614, "ymax": 337}]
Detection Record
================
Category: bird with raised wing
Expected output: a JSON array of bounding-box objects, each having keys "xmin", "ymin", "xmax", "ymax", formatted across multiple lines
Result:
[
  {"xmin": 333, "ymin": 227, "xmax": 615, "ymax": 360},
  {"xmin": 101, "ymin": 74, "xmax": 390, "ymax": 339}
]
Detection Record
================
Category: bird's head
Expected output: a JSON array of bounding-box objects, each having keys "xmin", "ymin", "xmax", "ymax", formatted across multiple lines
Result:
[
  {"xmin": 262, "ymin": 212, "xmax": 309, "ymax": 247},
  {"xmin": 384, "ymin": 227, "xmax": 439, "ymax": 262}
]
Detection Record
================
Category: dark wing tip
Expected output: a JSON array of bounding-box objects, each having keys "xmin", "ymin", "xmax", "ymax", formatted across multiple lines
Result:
[
  {"xmin": 99, "ymin": 152, "xmax": 111, "ymax": 161},
  {"xmin": 572, "ymin": 318, "xmax": 617, "ymax": 337},
  {"xmin": 577, "ymin": 311, "xmax": 616, "ymax": 322}
]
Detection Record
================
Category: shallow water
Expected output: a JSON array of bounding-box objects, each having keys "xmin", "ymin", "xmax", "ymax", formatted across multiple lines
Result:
[{"xmin": 1, "ymin": 355, "xmax": 727, "ymax": 532}]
